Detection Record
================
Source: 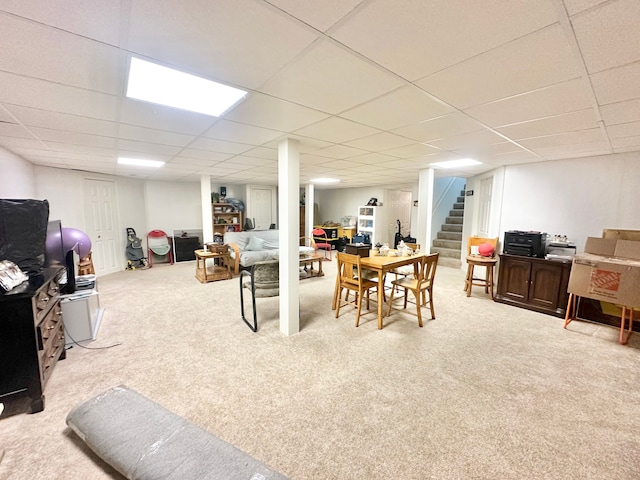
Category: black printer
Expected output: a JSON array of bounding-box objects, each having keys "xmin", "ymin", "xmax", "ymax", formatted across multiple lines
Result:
[{"xmin": 503, "ymin": 230, "xmax": 547, "ymax": 258}]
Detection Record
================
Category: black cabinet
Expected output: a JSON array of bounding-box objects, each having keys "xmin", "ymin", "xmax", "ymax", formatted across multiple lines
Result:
[
  {"xmin": 173, "ymin": 236, "xmax": 201, "ymax": 262},
  {"xmin": 0, "ymin": 268, "xmax": 66, "ymax": 414},
  {"xmin": 495, "ymin": 254, "xmax": 571, "ymax": 317}
]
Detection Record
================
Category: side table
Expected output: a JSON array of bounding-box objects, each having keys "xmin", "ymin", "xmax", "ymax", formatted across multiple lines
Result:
[{"xmin": 195, "ymin": 249, "xmax": 231, "ymax": 283}]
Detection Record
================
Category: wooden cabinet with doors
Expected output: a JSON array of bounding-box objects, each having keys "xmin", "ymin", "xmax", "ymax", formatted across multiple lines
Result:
[{"xmin": 494, "ymin": 254, "xmax": 571, "ymax": 318}]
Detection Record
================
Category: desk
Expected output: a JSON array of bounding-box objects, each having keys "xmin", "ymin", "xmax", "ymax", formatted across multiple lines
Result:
[
  {"xmin": 195, "ymin": 249, "xmax": 231, "ymax": 283},
  {"xmin": 333, "ymin": 250, "xmax": 424, "ymax": 329},
  {"xmin": 300, "ymin": 253, "xmax": 325, "ymax": 278}
]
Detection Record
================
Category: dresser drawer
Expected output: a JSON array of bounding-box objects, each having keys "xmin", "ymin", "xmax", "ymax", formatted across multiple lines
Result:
[
  {"xmin": 41, "ymin": 321, "xmax": 64, "ymax": 384},
  {"xmin": 37, "ymin": 302, "xmax": 63, "ymax": 350},
  {"xmin": 34, "ymin": 277, "xmax": 61, "ymax": 322}
]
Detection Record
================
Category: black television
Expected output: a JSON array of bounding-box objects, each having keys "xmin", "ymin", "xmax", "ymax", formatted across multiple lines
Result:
[{"xmin": 45, "ymin": 220, "xmax": 75, "ymax": 294}]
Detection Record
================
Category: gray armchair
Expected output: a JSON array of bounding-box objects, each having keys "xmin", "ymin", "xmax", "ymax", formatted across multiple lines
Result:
[{"xmin": 239, "ymin": 260, "xmax": 279, "ymax": 332}]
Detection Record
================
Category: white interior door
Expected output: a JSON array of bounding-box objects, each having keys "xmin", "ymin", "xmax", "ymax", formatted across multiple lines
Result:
[
  {"xmin": 249, "ymin": 186, "xmax": 276, "ymax": 230},
  {"xmin": 478, "ymin": 177, "xmax": 493, "ymax": 237},
  {"xmin": 384, "ymin": 190, "xmax": 412, "ymax": 245},
  {"xmin": 83, "ymin": 179, "xmax": 120, "ymax": 276}
]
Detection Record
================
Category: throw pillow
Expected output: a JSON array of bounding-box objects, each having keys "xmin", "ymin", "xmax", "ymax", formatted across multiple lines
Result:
[{"xmin": 246, "ymin": 236, "xmax": 265, "ymax": 251}]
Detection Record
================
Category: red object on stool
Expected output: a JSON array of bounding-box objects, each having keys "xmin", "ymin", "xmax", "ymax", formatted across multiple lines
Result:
[{"xmin": 478, "ymin": 243, "xmax": 495, "ymax": 257}]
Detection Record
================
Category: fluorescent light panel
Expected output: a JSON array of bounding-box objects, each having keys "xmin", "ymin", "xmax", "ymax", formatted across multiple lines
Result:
[
  {"xmin": 310, "ymin": 177, "xmax": 340, "ymax": 184},
  {"xmin": 429, "ymin": 158, "xmax": 482, "ymax": 169},
  {"xmin": 127, "ymin": 57, "xmax": 247, "ymax": 117},
  {"xmin": 118, "ymin": 157, "xmax": 165, "ymax": 168}
]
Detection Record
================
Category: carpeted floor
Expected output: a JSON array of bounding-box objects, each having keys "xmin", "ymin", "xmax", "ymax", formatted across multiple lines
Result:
[{"xmin": 1, "ymin": 257, "xmax": 639, "ymax": 479}]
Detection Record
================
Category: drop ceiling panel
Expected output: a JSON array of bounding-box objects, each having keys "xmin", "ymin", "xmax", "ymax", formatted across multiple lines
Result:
[
  {"xmin": 600, "ymin": 99, "xmax": 640, "ymax": 125},
  {"xmin": 119, "ymin": 100, "xmax": 216, "ymax": 135},
  {"xmin": 571, "ymin": 0, "xmax": 640, "ymax": 73},
  {"xmin": 0, "ymin": 123, "xmax": 36, "ymax": 138},
  {"xmin": 0, "ymin": 1, "xmax": 122, "ymax": 45},
  {"xmin": 496, "ymin": 109, "xmax": 599, "ymax": 139},
  {"xmin": 392, "ymin": 112, "xmax": 484, "ymax": 142},
  {"xmin": 590, "ymin": 62, "xmax": 640, "ymax": 105},
  {"xmin": 538, "ymin": 141, "xmax": 611, "ymax": 158},
  {"xmin": 340, "ymin": 85, "xmax": 455, "ymax": 130},
  {"xmin": 612, "ymin": 135, "xmax": 640, "ymax": 149},
  {"xmin": 265, "ymin": 0, "xmax": 364, "ymax": 32},
  {"xmin": 0, "ymin": 14, "xmax": 123, "ymax": 95},
  {"xmin": 174, "ymin": 149, "xmax": 233, "ymax": 162},
  {"xmin": 348, "ymin": 152, "xmax": 401, "ymax": 165},
  {"xmin": 427, "ymin": 129, "xmax": 506, "ymax": 152},
  {"xmin": 260, "ymin": 39, "xmax": 404, "ymax": 114},
  {"xmin": 309, "ymin": 144, "xmax": 369, "ymax": 159},
  {"xmin": 331, "ymin": 0, "xmax": 558, "ymax": 81},
  {"xmin": 224, "ymin": 93, "xmax": 329, "ymax": 132},
  {"xmin": 293, "ymin": 117, "xmax": 379, "ymax": 144},
  {"xmin": 465, "ymin": 78, "xmax": 593, "ymax": 127},
  {"xmin": 415, "ymin": 25, "xmax": 581, "ymax": 110},
  {"xmin": 0, "ymin": 72, "xmax": 118, "ymax": 120},
  {"xmin": 563, "ymin": 0, "xmax": 608, "ymax": 16},
  {"xmin": 117, "ymin": 124, "xmax": 195, "ymax": 147},
  {"xmin": 0, "ymin": 136, "xmax": 48, "ymax": 150},
  {"xmin": 5, "ymin": 105, "xmax": 119, "ymax": 137},
  {"xmin": 606, "ymin": 121, "xmax": 640, "ymax": 139},
  {"xmin": 239, "ymin": 147, "xmax": 279, "ymax": 160},
  {"xmin": 203, "ymin": 120, "xmax": 283, "ymax": 145},
  {"xmin": 518, "ymin": 128, "xmax": 606, "ymax": 150},
  {"xmin": 116, "ymin": 140, "xmax": 183, "ymax": 157},
  {"xmin": 126, "ymin": 0, "xmax": 319, "ymax": 89},
  {"xmin": 344, "ymin": 132, "xmax": 415, "ymax": 152},
  {"xmin": 379, "ymin": 143, "xmax": 441, "ymax": 159},
  {"xmin": 29, "ymin": 127, "xmax": 117, "ymax": 149},
  {"xmin": 187, "ymin": 138, "xmax": 253, "ymax": 155}
]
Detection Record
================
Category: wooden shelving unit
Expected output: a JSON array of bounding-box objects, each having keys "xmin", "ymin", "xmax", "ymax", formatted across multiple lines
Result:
[{"xmin": 212, "ymin": 203, "xmax": 242, "ymax": 244}]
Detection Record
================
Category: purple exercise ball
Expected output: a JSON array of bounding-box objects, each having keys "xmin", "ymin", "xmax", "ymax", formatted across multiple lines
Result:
[{"xmin": 61, "ymin": 227, "xmax": 92, "ymax": 259}]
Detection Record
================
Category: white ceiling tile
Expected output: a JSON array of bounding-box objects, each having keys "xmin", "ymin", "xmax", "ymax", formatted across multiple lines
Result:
[
  {"xmin": 539, "ymin": 141, "xmax": 612, "ymax": 158},
  {"xmin": 563, "ymin": 0, "xmax": 608, "ymax": 16},
  {"xmin": 118, "ymin": 124, "xmax": 195, "ymax": 147},
  {"xmin": 116, "ymin": 140, "xmax": 182, "ymax": 157},
  {"xmin": 176, "ymin": 149, "xmax": 234, "ymax": 162},
  {"xmin": 0, "ymin": 123, "xmax": 36, "ymax": 138},
  {"xmin": 239, "ymin": 147, "xmax": 279, "ymax": 160},
  {"xmin": 348, "ymin": 152, "xmax": 401, "ymax": 165},
  {"xmin": 611, "ymin": 135, "xmax": 640, "ymax": 149},
  {"xmin": 29, "ymin": 127, "xmax": 117, "ymax": 149},
  {"xmin": 496, "ymin": 109, "xmax": 599, "ymax": 139},
  {"xmin": 0, "ymin": 0, "xmax": 122, "ymax": 45},
  {"xmin": 309, "ymin": 144, "xmax": 369, "ymax": 159},
  {"xmin": 224, "ymin": 93, "xmax": 329, "ymax": 132},
  {"xmin": 186, "ymin": 138, "xmax": 252, "ymax": 155},
  {"xmin": 606, "ymin": 121, "xmax": 640, "ymax": 139},
  {"xmin": 518, "ymin": 128, "xmax": 606, "ymax": 149},
  {"xmin": 331, "ymin": 0, "xmax": 558, "ymax": 81},
  {"xmin": 294, "ymin": 117, "xmax": 379, "ymax": 144},
  {"xmin": 0, "ymin": 72, "xmax": 118, "ymax": 120},
  {"xmin": 0, "ymin": 136, "xmax": 48, "ymax": 150},
  {"xmin": 126, "ymin": 0, "xmax": 319, "ymax": 90},
  {"xmin": 225, "ymin": 156, "xmax": 274, "ymax": 167},
  {"xmin": 600, "ymin": 99, "xmax": 640, "ymax": 125},
  {"xmin": 341, "ymin": 85, "xmax": 455, "ymax": 130},
  {"xmin": 203, "ymin": 120, "xmax": 283, "ymax": 145},
  {"xmin": 465, "ymin": 78, "xmax": 593, "ymax": 126},
  {"xmin": 5, "ymin": 105, "xmax": 118, "ymax": 137},
  {"xmin": 427, "ymin": 129, "xmax": 506, "ymax": 152},
  {"xmin": 119, "ymin": 99, "xmax": 216, "ymax": 135},
  {"xmin": 415, "ymin": 25, "xmax": 581, "ymax": 109},
  {"xmin": 379, "ymin": 143, "xmax": 441, "ymax": 159},
  {"xmin": 571, "ymin": 0, "xmax": 640, "ymax": 73},
  {"xmin": 0, "ymin": 14, "xmax": 124, "ymax": 95},
  {"xmin": 344, "ymin": 132, "xmax": 415, "ymax": 151},
  {"xmin": 168, "ymin": 156, "xmax": 219, "ymax": 167},
  {"xmin": 591, "ymin": 61, "xmax": 640, "ymax": 105},
  {"xmin": 261, "ymin": 39, "xmax": 403, "ymax": 114},
  {"xmin": 392, "ymin": 112, "xmax": 484, "ymax": 142},
  {"xmin": 264, "ymin": 0, "xmax": 364, "ymax": 32}
]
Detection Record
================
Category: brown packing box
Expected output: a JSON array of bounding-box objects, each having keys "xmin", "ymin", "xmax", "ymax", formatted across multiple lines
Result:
[{"xmin": 567, "ymin": 237, "xmax": 640, "ymax": 307}]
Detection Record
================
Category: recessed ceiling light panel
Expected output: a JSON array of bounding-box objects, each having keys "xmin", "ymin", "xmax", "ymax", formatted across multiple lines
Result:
[
  {"xmin": 429, "ymin": 158, "xmax": 482, "ymax": 169},
  {"xmin": 127, "ymin": 57, "xmax": 247, "ymax": 117},
  {"xmin": 118, "ymin": 157, "xmax": 165, "ymax": 168}
]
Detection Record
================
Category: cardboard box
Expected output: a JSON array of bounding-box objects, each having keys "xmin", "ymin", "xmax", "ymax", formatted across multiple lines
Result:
[{"xmin": 567, "ymin": 237, "xmax": 640, "ymax": 307}]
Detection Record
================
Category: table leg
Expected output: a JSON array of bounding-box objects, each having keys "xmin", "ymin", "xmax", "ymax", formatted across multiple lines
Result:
[
  {"xmin": 377, "ymin": 270, "xmax": 385, "ymax": 329},
  {"xmin": 563, "ymin": 293, "xmax": 575, "ymax": 328},
  {"xmin": 317, "ymin": 260, "xmax": 324, "ymax": 277},
  {"xmin": 620, "ymin": 306, "xmax": 633, "ymax": 345}
]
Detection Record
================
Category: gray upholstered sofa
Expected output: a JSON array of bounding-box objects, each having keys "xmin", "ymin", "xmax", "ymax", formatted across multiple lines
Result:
[{"xmin": 224, "ymin": 230, "xmax": 315, "ymax": 275}]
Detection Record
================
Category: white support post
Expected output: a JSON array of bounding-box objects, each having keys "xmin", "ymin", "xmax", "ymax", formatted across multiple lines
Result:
[
  {"xmin": 305, "ymin": 183, "xmax": 315, "ymax": 237},
  {"xmin": 416, "ymin": 169, "xmax": 435, "ymax": 253},
  {"xmin": 278, "ymin": 139, "xmax": 301, "ymax": 335},
  {"xmin": 200, "ymin": 175, "xmax": 213, "ymax": 244}
]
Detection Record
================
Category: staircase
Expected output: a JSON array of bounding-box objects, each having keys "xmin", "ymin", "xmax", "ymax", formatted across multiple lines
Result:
[{"xmin": 431, "ymin": 190, "xmax": 464, "ymax": 268}]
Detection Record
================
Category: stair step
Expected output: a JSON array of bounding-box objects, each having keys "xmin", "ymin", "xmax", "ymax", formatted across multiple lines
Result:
[
  {"xmin": 433, "ymin": 239, "xmax": 461, "ymax": 249},
  {"xmin": 453, "ymin": 202, "xmax": 464, "ymax": 210},
  {"xmin": 457, "ymin": 196, "xmax": 465, "ymax": 203},
  {"xmin": 446, "ymin": 216, "xmax": 463, "ymax": 225},
  {"xmin": 442, "ymin": 224, "xmax": 463, "ymax": 232},
  {"xmin": 431, "ymin": 246, "xmax": 462, "ymax": 259},
  {"xmin": 449, "ymin": 210, "xmax": 463, "ymax": 217},
  {"xmin": 438, "ymin": 231, "xmax": 462, "ymax": 241},
  {"xmin": 438, "ymin": 257, "xmax": 462, "ymax": 269}
]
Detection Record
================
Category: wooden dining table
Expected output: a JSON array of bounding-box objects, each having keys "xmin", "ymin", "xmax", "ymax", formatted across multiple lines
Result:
[{"xmin": 333, "ymin": 249, "xmax": 425, "ymax": 329}]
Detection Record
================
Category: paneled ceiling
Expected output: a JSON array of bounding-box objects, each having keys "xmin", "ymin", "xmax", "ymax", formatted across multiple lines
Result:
[{"xmin": 0, "ymin": 0, "xmax": 638, "ymax": 188}]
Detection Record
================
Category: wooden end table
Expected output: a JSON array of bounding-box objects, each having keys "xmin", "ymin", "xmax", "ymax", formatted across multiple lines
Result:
[{"xmin": 195, "ymin": 249, "xmax": 231, "ymax": 283}]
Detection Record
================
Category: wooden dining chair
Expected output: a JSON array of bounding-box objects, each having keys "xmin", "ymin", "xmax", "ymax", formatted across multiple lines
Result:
[
  {"xmin": 335, "ymin": 252, "xmax": 378, "ymax": 327},
  {"xmin": 389, "ymin": 242, "xmax": 421, "ymax": 292},
  {"xmin": 386, "ymin": 253, "xmax": 439, "ymax": 327}
]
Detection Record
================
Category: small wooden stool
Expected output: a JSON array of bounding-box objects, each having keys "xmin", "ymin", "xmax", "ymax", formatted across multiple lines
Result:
[
  {"xmin": 78, "ymin": 252, "xmax": 95, "ymax": 275},
  {"xmin": 464, "ymin": 255, "xmax": 497, "ymax": 299}
]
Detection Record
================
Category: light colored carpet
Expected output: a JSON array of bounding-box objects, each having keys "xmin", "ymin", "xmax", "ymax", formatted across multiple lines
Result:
[{"xmin": 1, "ymin": 258, "xmax": 639, "ymax": 479}]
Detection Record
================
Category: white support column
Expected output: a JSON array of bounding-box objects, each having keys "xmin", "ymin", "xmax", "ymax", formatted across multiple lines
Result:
[
  {"xmin": 305, "ymin": 183, "xmax": 315, "ymax": 236},
  {"xmin": 278, "ymin": 139, "xmax": 300, "ymax": 335},
  {"xmin": 200, "ymin": 175, "xmax": 213, "ymax": 244},
  {"xmin": 416, "ymin": 169, "xmax": 435, "ymax": 253}
]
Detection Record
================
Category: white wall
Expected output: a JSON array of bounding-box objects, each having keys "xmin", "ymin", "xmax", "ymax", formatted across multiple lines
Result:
[
  {"xmin": 0, "ymin": 147, "xmax": 36, "ymax": 198},
  {"xmin": 467, "ymin": 152, "xmax": 640, "ymax": 253},
  {"xmin": 145, "ymin": 180, "xmax": 203, "ymax": 235}
]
